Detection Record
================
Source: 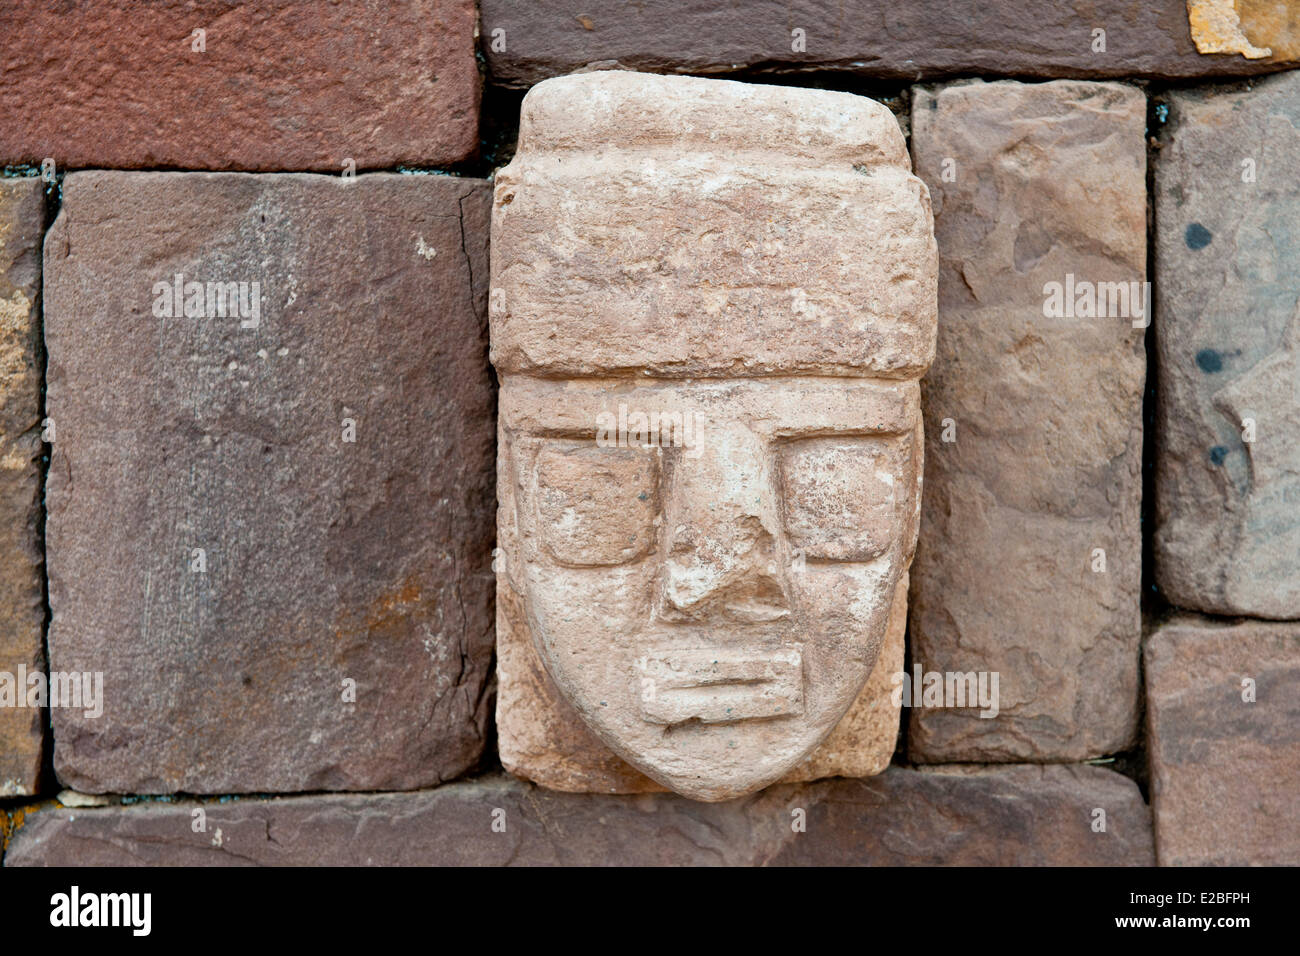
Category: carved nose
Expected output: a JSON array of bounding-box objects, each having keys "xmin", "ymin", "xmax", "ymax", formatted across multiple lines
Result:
[
  {"xmin": 659, "ymin": 514, "xmax": 792, "ymax": 624},
  {"xmin": 655, "ymin": 424, "xmax": 792, "ymax": 624}
]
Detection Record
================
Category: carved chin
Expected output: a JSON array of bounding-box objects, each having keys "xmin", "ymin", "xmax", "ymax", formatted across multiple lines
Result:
[
  {"xmin": 526, "ymin": 578, "xmax": 894, "ymax": 801},
  {"xmin": 549, "ymin": 643, "xmax": 885, "ymax": 802}
]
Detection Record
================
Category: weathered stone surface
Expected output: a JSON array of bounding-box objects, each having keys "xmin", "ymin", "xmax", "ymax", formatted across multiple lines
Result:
[
  {"xmin": 1187, "ymin": 0, "xmax": 1298, "ymax": 59},
  {"xmin": 498, "ymin": 575, "xmax": 906, "ymax": 793},
  {"xmin": 480, "ymin": 0, "xmax": 1300, "ymax": 88},
  {"xmin": 1146, "ymin": 616, "xmax": 1300, "ymax": 866},
  {"xmin": 4, "ymin": 765, "xmax": 1153, "ymax": 866},
  {"xmin": 782, "ymin": 576, "xmax": 904, "ymax": 783},
  {"xmin": 0, "ymin": 1, "xmax": 479, "ymax": 170},
  {"xmin": 491, "ymin": 72, "xmax": 935, "ymax": 801},
  {"xmin": 0, "ymin": 177, "xmax": 46, "ymax": 797},
  {"xmin": 766, "ymin": 764, "xmax": 1153, "ymax": 866},
  {"xmin": 44, "ymin": 172, "xmax": 495, "ymax": 793},
  {"xmin": 1154, "ymin": 71, "xmax": 1300, "ymax": 618},
  {"xmin": 492, "ymin": 74, "xmax": 934, "ymax": 380},
  {"xmin": 908, "ymin": 80, "xmax": 1147, "ymax": 762}
]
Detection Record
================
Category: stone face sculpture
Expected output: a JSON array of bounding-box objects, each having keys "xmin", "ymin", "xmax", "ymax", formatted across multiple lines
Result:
[{"xmin": 490, "ymin": 72, "xmax": 937, "ymax": 801}]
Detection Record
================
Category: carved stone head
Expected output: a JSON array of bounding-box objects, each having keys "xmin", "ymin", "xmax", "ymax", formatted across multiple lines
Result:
[{"xmin": 490, "ymin": 72, "xmax": 937, "ymax": 801}]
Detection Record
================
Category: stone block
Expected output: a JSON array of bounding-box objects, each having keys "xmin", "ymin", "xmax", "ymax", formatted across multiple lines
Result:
[
  {"xmin": 1146, "ymin": 616, "xmax": 1300, "ymax": 865},
  {"xmin": 0, "ymin": 1, "xmax": 480, "ymax": 170},
  {"xmin": 480, "ymin": 1, "xmax": 1299, "ymax": 88},
  {"xmin": 43, "ymin": 171, "xmax": 495, "ymax": 793},
  {"xmin": 0, "ymin": 176, "xmax": 47, "ymax": 797},
  {"xmin": 4, "ymin": 765, "xmax": 1153, "ymax": 866},
  {"xmin": 1154, "ymin": 70, "xmax": 1300, "ymax": 618},
  {"xmin": 908, "ymin": 80, "xmax": 1147, "ymax": 761}
]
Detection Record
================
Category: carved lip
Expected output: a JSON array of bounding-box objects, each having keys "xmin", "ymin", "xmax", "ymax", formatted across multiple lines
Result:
[{"xmin": 638, "ymin": 645, "xmax": 804, "ymax": 725}]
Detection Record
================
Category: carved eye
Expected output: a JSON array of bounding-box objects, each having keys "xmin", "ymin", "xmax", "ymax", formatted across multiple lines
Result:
[
  {"xmin": 535, "ymin": 444, "xmax": 660, "ymax": 566},
  {"xmin": 778, "ymin": 436, "xmax": 908, "ymax": 561}
]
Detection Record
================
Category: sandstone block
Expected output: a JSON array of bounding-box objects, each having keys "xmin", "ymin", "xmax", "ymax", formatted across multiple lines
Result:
[
  {"xmin": 5, "ymin": 765, "xmax": 1153, "ymax": 866},
  {"xmin": 1154, "ymin": 70, "xmax": 1300, "ymax": 618},
  {"xmin": 480, "ymin": 0, "xmax": 1299, "ymax": 88},
  {"xmin": 765, "ymin": 764, "xmax": 1153, "ymax": 866},
  {"xmin": 0, "ymin": 1, "xmax": 479, "ymax": 170},
  {"xmin": 0, "ymin": 176, "xmax": 46, "ymax": 797},
  {"xmin": 1146, "ymin": 616, "xmax": 1300, "ymax": 866},
  {"xmin": 908, "ymin": 80, "xmax": 1147, "ymax": 761},
  {"xmin": 44, "ymin": 171, "xmax": 495, "ymax": 793}
]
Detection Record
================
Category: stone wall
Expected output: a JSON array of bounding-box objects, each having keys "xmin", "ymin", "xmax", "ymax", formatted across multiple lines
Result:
[{"xmin": 0, "ymin": 0, "xmax": 1296, "ymax": 866}]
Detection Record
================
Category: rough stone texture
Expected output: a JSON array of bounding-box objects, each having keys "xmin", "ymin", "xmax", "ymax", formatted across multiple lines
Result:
[
  {"xmin": 4, "ymin": 765, "xmax": 1153, "ymax": 866},
  {"xmin": 44, "ymin": 172, "xmax": 495, "ymax": 794},
  {"xmin": 1154, "ymin": 71, "xmax": 1300, "ymax": 618},
  {"xmin": 0, "ymin": 1, "xmax": 479, "ymax": 170},
  {"xmin": 491, "ymin": 73, "xmax": 935, "ymax": 801},
  {"xmin": 908, "ymin": 80, "xmax": 1147, "ymax": 762},
  {"xmin": 490, "ymin": 73, "xmax": 936, "ymax": 380},
  {"xmin": 1187, "ymin": 0, "xmax": 1297, "ymax": 59},
  {"xmin": 765, "ymin": 764, "xmax": 1154, "ymax": 866},
  {"xmin": 480, "ymin": 0, "xmax": 1300, "ymax": 88},
  {"xmin": 781, "ymin": 575, "xmax": 904, "ymax": 782},
  {"xmin": 498, "ymin": 574, "xmax": 907, "ymax": 793},
  {"xmin": 1146, "ymin": 616, "xmax": 1300, "ymax": 866},
  {"xmin": 0, "ymin": 177, "xmax": 46, "ymax": 797}
]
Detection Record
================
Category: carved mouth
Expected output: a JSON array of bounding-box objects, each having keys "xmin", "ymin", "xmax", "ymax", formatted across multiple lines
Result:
[{"xmin": 638, "ymin": 645, "xmax": 804, "ymax": 725}]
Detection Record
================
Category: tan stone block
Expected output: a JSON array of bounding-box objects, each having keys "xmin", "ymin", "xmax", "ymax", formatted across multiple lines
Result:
[
  {"xmin": 908, "ymin": 79, "xmax": 1147, "ymax": 762},
  {"xmin": 491, "ymin": 72, "xmax": 935, "ymax": 801}
]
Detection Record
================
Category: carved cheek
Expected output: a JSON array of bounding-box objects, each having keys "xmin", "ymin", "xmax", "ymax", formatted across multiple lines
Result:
[
  {"xmin": 520, "ymin": 442, "xmax": 662, "ymax": 640},
  {"xmin": 779, "ymin": 436, "xmax": 909, "ymax": 642},
  {"xmin": 534, "ymin": 444, "xmax": 661, "ymax": 567},
  {"xmin": 778, "ymin": 435, "xmax": 912, "ymax": 561}
]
